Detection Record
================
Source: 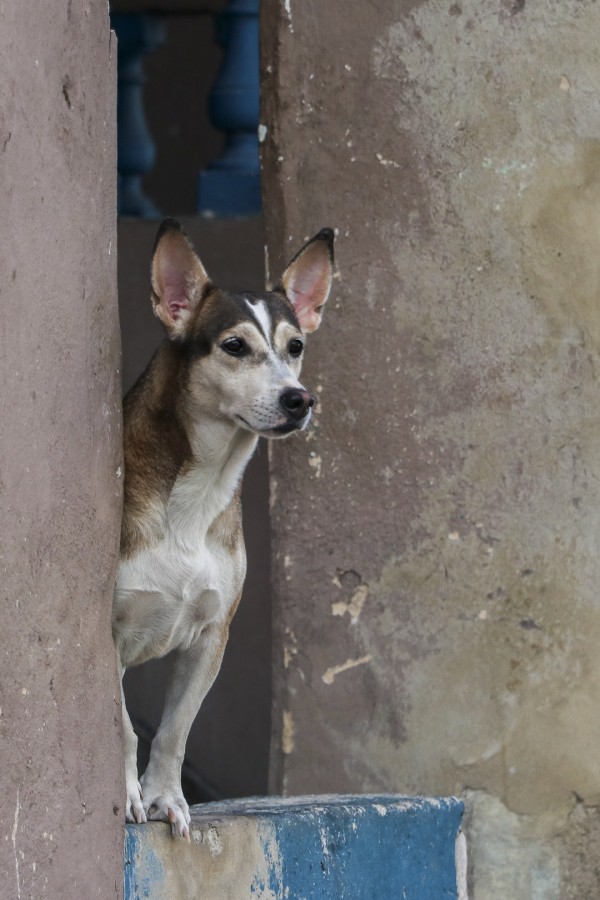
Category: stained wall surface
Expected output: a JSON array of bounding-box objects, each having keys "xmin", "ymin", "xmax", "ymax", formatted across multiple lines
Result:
[
  {"xmin": 0, "ymin": 3, "xmax": 124, "ymax": 898},
  {"xmin": 261, "ymin": 2, "xmax": 600, "ymax": 896}
]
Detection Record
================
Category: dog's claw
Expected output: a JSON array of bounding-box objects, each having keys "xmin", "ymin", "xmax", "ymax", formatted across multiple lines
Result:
[
  {"xmin": 126, "ymin": 801, "xmax": 147, "ymax": 825},
  {"xmin": 143, "ymin": 790, "xmax": 191, "ymax": 839},
  {"xmin": 167, "ymin": 808, "xmax": 190, "ymax": 841},
  {"xmin": 125, "ymin": 780, "xmax": 147, "ymax": 825}
]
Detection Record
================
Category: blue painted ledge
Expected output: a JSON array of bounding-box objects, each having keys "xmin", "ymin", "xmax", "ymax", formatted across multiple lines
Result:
[{"xmin": 124, "ymin": 794, "xmax": 465, "ymax": 899}]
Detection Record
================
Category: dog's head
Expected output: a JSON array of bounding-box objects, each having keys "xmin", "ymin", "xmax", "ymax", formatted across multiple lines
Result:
[{"xmin": 150, "ymin": 219, "xmax": 334, "ymax": 438}]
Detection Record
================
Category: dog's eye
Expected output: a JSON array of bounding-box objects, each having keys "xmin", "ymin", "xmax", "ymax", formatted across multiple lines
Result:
[
  {"xmin": 288, "ymin": 338, "xmax": 304, "ymax": 358},
  {"xmin": 221, "ymin": 337, "xmax": 247, "ymax": 356}
]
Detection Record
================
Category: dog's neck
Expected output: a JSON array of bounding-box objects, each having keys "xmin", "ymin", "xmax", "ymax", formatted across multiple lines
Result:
[
  {"xmin": 166, "ymin": 416, "xmax": 256, "ymax": 542},
  {"xmin": 187, "ymin": 409, "xmax": 254, "ymax": 461},
  {"xmin": 155, "ymin": 351, "xmax": 259, "ymax": 533},
  {"xmin": 186, "ymin": 415, "xmax": 258, "ymax": 491}
]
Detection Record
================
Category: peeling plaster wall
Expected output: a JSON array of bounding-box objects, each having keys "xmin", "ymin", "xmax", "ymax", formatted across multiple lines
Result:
[
  {"xmin": 260, "ymin": 1, "xmax": 600, "ymax": 896},
  {"xmin": 0, "ymin": 3, "xmax": 124, "ymax": 898}
]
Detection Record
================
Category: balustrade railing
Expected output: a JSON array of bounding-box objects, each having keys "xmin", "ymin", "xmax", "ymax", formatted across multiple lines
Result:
[
  {"xmin": 197, "ymin": 0, "xmax": 261, "ymax": 216},
  {"xmin": 111, "ymin": 1, "xmax": 260, "ymax": 218},
  {"xmin": 111, "ymin": 13, "xmax": 165, "ymax": 218}
]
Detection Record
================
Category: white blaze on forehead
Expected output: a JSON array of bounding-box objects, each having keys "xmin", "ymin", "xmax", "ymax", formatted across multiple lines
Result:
[
  {"xmin": 244, "ymin": 298, "xmax": 273, "ymax": 346},
  {"xmin": 242, "ymin": 296, "xmax": 303, "ymax": 385}
]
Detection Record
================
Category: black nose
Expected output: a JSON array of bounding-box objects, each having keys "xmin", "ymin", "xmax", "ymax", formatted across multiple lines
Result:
[{"xmin": 279, "ymin": 388, "xmax": 314, "ymax": 421}]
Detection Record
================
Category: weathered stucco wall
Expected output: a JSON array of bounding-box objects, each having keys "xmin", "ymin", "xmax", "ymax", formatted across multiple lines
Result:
[
  {"xmin": 261, "ymin": 1, "xmax": 600, "ymax": 896},
  {"xmin": 0, "ymin": 3, "xmax": 124, "ymax": 898}
]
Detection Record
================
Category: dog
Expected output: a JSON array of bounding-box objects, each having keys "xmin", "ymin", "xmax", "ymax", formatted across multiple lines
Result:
[{"xmin": 112, "ymin": 219, "xmax": 334, "ymax": 838}]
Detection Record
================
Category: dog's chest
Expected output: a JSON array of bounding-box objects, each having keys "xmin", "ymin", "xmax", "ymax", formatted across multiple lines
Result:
[{"xmin": 114, "ymin": 464, "xmax": 245, "ymax": 666}]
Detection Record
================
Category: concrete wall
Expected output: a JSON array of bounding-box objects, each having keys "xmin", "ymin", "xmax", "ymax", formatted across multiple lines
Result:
[
  {"xmin": 0, "ymin": 3, "xmax": 124, "ymax": 897},
  {"xmin": 261, "ymin": 1, "xmax": 600, "ymax": 897}
]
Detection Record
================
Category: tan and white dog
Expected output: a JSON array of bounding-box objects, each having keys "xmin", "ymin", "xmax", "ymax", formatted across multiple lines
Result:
[{"xmin": 113, "ymin": 219, "xmax": 334, "ymax": 838}]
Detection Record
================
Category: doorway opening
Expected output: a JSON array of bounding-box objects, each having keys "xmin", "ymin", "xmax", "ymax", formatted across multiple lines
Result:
[{"xmin": 111, "ymin": 0, "xmax": 271, "ymax": 801}]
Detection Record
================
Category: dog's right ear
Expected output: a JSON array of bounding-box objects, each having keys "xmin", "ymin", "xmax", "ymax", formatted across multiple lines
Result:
[
  {"xmin": 151, "ymin": 218, "xmax": 211, "ymax": 338},
  {"xmin": 279, "ymin": 228, "xmax": 334, "ymax": 334}
]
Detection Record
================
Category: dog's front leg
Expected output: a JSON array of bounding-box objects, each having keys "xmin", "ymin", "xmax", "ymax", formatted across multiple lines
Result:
[
  {"xmin": 118, "ymin": 663, "xmax": 147, "ymax": 825},
  {"xmin": 140, "ymin": 622, "xmax": 229, "ymax": 839}
]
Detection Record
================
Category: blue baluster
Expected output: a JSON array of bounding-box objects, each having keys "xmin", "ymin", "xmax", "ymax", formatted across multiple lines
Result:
[
  {"xmin": 111, "ymin": 13, "xmax": 165, "ymax": 218},
  {"xmin": 198, "ymin": 0, "xmax": 261, "ymax": 217}
]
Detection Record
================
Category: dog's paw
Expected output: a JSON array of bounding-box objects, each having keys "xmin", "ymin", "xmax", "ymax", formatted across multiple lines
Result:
[
  {"xmin": 144, "ymin": 793, "xmax": 191, "ymax": 840},
  {"xmin": 125, "ymin": 781, "xmax": 147, "ymax": 825}
]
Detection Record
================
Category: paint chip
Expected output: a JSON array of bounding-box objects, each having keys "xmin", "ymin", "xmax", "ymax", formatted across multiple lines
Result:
[
  {"xmin": 375, "ymin": 152, "xmax": 401, "ymax": 169},
  {"xmin": 308, "ymin": 453, "xmax": 322, "ymax": 478},
  {"xmin": 282, "ymin": 710, "xmax": 295, "ymax": 754},
  {"xmin": 331, "ymin": 584, "xmax": 368, "ymax": 624},
  {"xmin": 283, "ymin": 628, "xmax": 298, "ymax": 668},
  {"xmin": 322, "ymin": 655, "xmax": 373, "ymax": 685},
  {"xmin": 455, "ymin": 830, "xmax": 468, "ymax": 900},
  {"xmin": 205, "ymin": 825, "xmax": 223, "ymax": 856}
]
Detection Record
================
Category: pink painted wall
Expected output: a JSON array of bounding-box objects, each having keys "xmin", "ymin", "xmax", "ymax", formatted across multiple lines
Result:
[{"xmin": 0, "ymin": 4, "xmax": 124, "ymax": 896}]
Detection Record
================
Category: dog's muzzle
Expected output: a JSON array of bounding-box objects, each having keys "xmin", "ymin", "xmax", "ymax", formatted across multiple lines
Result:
[{"xmin": 279, "ymin": 388, "xmax": 315, "ymax": 423}]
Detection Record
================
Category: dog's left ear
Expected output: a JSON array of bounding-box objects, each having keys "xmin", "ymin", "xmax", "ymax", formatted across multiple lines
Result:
[
  {"xmin": 279, "ymin": 228, "xmax": 334, "ymax": 334},
  {"xmin": 151, "ymin": 218, "xmax": 211, "ymax": 338}
]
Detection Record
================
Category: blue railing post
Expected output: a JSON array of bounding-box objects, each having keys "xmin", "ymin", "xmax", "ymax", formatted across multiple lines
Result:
[
  {"xmin": 111, "ymin": 13, "xmax": 165, "ymax": 218},
  {"xmin": 198, "ymin": 0, "xmax": 261, "ymax": 217}
]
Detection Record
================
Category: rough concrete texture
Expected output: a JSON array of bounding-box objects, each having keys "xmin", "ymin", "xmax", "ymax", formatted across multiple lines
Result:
[
  {"xmin": 261, "ymin": 1, "xmax": 600, "ymax": 896},
  {"xmin": 0, "ymin": 3, "xmax": 124, "ymax": 898},
  {"xmin": 124, "ymin": 795, "xmax": 464, "ymax": 899}
]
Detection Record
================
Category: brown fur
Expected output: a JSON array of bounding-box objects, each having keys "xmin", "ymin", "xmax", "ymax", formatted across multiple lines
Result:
[{"xmin": 120, "ymin": 343, "xmax": 192, "ymax": 558}]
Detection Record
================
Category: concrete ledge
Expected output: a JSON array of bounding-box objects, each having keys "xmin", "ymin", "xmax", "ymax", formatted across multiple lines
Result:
[{"xmin": 124, "ymin": 794, "xmax": 464, "ymax": 899}]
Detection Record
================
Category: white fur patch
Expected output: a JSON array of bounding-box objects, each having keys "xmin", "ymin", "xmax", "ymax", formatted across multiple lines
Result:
[
  {"xmin": 244, "ymin": 298, "xmax": 273, "ymax": 346},
  {"xmin": 113, "ymin": 428, "xmax": 256, "ymax": 667}
]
